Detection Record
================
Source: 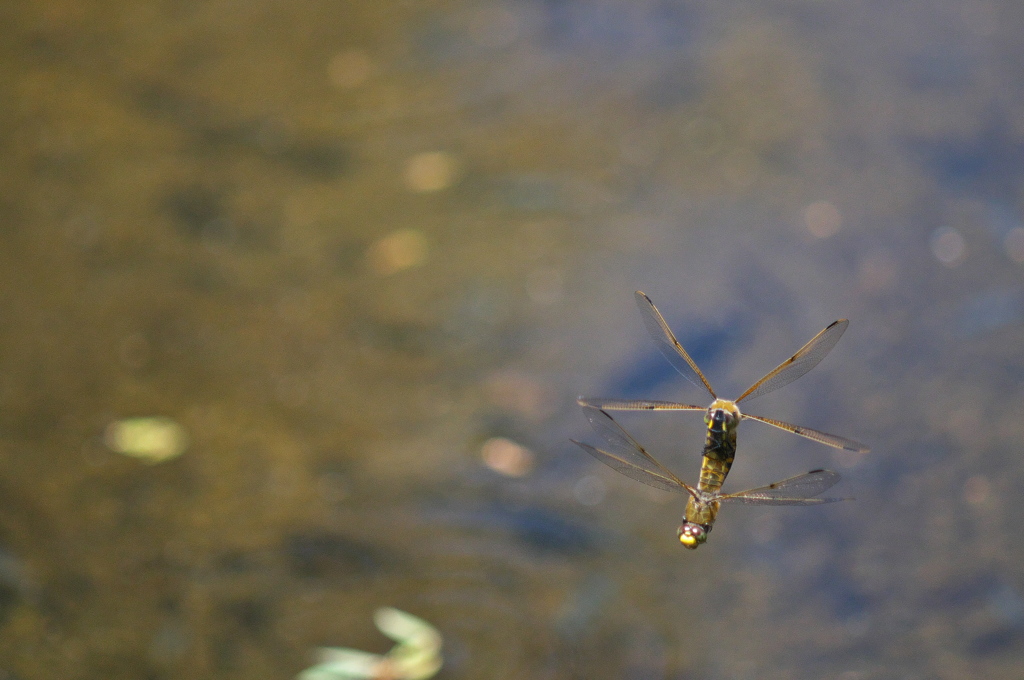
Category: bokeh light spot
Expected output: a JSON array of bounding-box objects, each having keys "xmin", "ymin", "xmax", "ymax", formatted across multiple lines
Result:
[
  {"xmin": 573, "ymin": 475, "xmax": 607, "ymax": 506},
  {"xmin": 366, "ymin": 229, "xmax": 429, "ymax": 275},
  {"xmin": 404, "ymin": 152, "xmax": 459, "ymax": 193},
  {"xmin": 930, "ymin": 226, "xmax": 966, "ymax": 267},
  {"xmin": 481, "ymin": 437, "xmax": 534, "ymax": 477},
  {"xmin": 963, "ymin": 475, "xmax": 991, "ymax": 506},
  {"xmin": 804, "ymin": 200, "xmax": 842, "ymax": 239},
  {"xmin": 105, "ymin": 417, "xmax": 189, "ymax": 464},
  {"xmin": 1004, "ymin": 227, "xmax": 1024, "ymax": 263}
]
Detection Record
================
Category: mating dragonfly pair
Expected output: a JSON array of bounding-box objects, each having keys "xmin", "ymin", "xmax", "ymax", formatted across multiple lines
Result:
[{"xmin": 573, "ymin": 292, "xmax": 869, "ymax": 549}]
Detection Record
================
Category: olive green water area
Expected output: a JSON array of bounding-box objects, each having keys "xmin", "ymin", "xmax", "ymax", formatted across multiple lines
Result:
[{"xmin": 2, "ymin": 1, "xmax": 1024, "ymax": 678}]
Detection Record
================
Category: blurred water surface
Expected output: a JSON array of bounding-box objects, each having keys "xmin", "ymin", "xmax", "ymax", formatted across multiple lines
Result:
[{"xmin": 2, "ymin": 1, "xmax": 1024, "ymax": 678}]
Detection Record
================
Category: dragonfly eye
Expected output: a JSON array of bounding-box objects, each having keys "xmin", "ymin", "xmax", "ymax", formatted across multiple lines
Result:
[{"xmin": 678, "ymin": 523, "xmax": 708, "ymax": 549}]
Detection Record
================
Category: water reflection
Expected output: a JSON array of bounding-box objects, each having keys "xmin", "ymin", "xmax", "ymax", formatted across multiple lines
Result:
[{"xmin": 3, "ymin": 0, "xmax": 1024, "ymax": 678}]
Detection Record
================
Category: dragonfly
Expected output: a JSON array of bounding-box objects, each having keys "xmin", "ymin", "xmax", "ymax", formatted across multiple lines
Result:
[
  {"xmin": 579, "ymin": 291, "xmax": 869, "ymax": 493},
  {"xmin": 571, "ymin": 406, "xmax": 849, "ymax": 549}
]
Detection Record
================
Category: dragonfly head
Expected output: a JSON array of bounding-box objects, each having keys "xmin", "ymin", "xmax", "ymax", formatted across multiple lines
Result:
[
  {"xmin": 678, "ymin": 522, "xmax": 710, "ymax": 549},
  {"xmin": 705, "ymin": 399, "xmax": 740, "ymax": 434}
]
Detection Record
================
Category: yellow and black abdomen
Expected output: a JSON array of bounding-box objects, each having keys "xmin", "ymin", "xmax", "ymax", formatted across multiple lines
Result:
[{"xmin": 698, "ymin": 424, "xmax": 737, "ymax": 494}]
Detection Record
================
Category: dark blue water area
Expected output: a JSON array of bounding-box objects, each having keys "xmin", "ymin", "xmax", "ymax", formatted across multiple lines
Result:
[
  {"xmin": 921, "ymin": 573, "xmax": 1024, "ymax": 657},
  {"xmin": 911, "ymin": 117, "xmax": 1024, "ymax": 201}
]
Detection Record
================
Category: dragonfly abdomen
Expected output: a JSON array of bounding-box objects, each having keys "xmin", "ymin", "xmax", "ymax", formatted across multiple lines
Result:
[
  {"xmin": 699, "ymin": 424, "xmax": 736, "ymax": 493},
  {"xmin": 697, "ymin": 451, "xmax": 733, "ymax": 494}
]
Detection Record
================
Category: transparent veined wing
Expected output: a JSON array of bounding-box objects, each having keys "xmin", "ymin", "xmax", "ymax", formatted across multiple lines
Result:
[
  {"xmin": 716, "ymin": 469, "xmax": 849, "ymax": 506},
  {"xmin": 571, "ymin": 440, "xmax": 691, "ymax": 495},
  {"xmin": 575, "ymin": 407, "xmax": 693, "ymax": 495},
  {"xmin": 634, "ymin": 291, "xmax": 717, "ymax": 399},
  {"xmin": 735, "ymin": 319, "xmax": 848, "ymax": 404},
  {"xmin": 742, "ymin": 414, "xmax": 870, "ymax": 453},
  {"xmin": 577, "ymin": 397, "xmax": 706, "ymax": 412}
]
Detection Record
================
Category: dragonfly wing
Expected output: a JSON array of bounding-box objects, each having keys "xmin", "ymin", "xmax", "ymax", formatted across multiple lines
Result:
[
  {"xmin": 577, "ymin": 397, "xmax": 706, "ymax": 412},
  {"xmin": 717, "ymin": 469, "xmax": 849, "ymax": 506},
  {"xmin": 743, "ymin": 413, "xmax": 870, "ymax": 452},
  {"xmin": 571, "ymin": 440, "xmax": 693, "ymax": 496},
  {"xmin": 634, "ymin": 291, "xmax": 717, "ymax": 398},
  {"xmin": 578, "ymin": 406, "xmax": 692, "ymax": 491},
  {"xmin": 736, "ymin": 319, "xmax": 849, "ymax": 404}
]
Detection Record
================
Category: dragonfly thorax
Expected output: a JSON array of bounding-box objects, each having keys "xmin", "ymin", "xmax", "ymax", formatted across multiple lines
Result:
[
  {"xmin": 678, "ymin": 522, "xmax": 710, "ymax": 549},
  {"xmin": 705, "ymin": 399, "xmax": 741, "ymax": 434}
]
